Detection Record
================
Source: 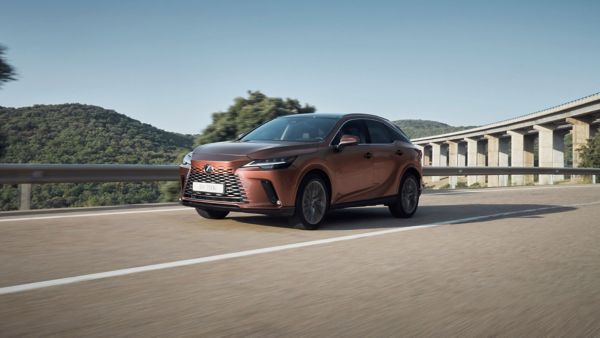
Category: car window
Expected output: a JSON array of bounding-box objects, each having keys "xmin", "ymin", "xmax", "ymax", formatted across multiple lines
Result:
[
  {"xmin": 332, "ymin": 120, "xmax": 368, "ymax": 145},
  {"xmin": 366, "ymin": 120, "xmax": 395, "ymax": 144},
  {"xmin": 241, "ymin": 116, "xmax": 339, "ymax": 142},
  {"xmin": 391, "ymin": 124, "xmax": 411, "ymax": 143}
]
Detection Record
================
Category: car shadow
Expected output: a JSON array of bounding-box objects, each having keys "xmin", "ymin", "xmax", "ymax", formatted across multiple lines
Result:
[{"xmin": 228, "ymin": 203, "xmax": 576, "ymax": 231}]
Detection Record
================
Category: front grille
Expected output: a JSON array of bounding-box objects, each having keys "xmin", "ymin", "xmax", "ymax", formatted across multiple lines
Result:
[{"xmin": 183, "ymin": 166, "xmax": 248, "ymax": 203}]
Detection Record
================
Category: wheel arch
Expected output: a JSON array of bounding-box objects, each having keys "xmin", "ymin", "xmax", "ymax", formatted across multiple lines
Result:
[
  {"xmin": 297, "ymin": 168, "xmax": 332, "ymax": 203},
  {"xmin": 399, "ymin": 166, "xmax": 423, "ymax": 194}
]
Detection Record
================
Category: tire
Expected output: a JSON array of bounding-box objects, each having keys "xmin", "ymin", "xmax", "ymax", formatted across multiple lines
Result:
[
  {"xmin": 195, "ymin": 208, "xmax": 229, "ymax": 219},
  {"xmin": 289, "ymin": 174, "xmax": 329, "ymax": 230},
  {"xmin": 389, "ymin": 173, "xmax": 420, "ymax": 218}
]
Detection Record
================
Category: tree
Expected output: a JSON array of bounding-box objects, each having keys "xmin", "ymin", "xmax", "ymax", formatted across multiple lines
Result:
[
  {"xmin": 579, "ymin": 128, "xmax": 600, "ymax": 167},
  {"xmin": 196, "ymin": 91, "xmax": 316, "ymax": 145},
  {"xmin": 0, "ymin": 45, "xmax": 17, "ymax": 88}
]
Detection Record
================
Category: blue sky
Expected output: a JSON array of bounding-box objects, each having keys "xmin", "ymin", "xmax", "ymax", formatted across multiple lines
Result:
[{"xmin": 1, "ymin": 0, "xmax": 599, "ymax": 134}]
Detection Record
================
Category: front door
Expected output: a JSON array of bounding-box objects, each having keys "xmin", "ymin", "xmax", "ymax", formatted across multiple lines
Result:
[{"xmin": 329, "ymin": 119, "xmax": 374, "ymax": 204}]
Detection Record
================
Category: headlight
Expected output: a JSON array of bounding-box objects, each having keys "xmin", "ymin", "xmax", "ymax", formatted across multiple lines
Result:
[
  {"xmin": 182, "ymin": 151, "xmax": 193, "ymax": 165},
  {"xmin": 242, "ymin": 156, "xmax": 296, "ymax": 169}
]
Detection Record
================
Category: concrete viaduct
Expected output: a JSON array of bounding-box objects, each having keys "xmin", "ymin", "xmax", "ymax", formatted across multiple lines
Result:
[{"xmin": 411, "ymin": 93, "xmax": 600, "ymax": 187}]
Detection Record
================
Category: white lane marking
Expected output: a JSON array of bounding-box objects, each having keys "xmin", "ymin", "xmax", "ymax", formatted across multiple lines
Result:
[
  {"xmin": 1, "ymin": 200, "xmax": 599, "ymax": 296},
  {"xmin": 0, "ymin": 207, "xmax": 189, "ymax": 223},
  {"xmin": 425, "ymin": 184, "xmax": 600, "ymax": 195}
]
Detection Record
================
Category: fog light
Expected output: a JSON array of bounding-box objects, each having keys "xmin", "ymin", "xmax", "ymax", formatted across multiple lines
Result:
[
  {"xmin": 276, "ymin": 200, "xmax": 282, "ymax": 206},
  {"xmin": 261, "ymin": 180, "xmax": 280, "ymax": 205}
]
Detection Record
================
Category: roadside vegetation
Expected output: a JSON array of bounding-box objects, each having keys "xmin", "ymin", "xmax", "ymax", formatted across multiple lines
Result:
[{"xmin": 579, "ymin": 129, "xmax": 600, "ymax": 167}]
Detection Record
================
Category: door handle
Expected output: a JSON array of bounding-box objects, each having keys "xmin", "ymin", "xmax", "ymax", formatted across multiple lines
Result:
[
  {"xmin": 364, "ymin": 152, "xmax": 373, "ymax": 159},
  {"xmin": 396, "ymin": 150, "xmax": 403, "ymax": 156}
]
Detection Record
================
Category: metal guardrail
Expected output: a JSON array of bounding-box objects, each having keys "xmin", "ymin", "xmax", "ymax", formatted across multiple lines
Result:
[
  {"xmin": 423, "ymin": 166, "xmax": 600, "ymax": 176},
  {"xmin": 1, "ymin": 164, "xmax": 599, "ymax": 210},
  {"xmin": 2, "ymin": 164, "xmax": 600, "ymax": 184},
  {"xmin": 0, "ymin": 164, "xmax": 179, "ymax": 184}
]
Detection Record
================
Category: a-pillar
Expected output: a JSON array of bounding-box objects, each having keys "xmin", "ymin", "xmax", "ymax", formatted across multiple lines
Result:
[
  {"xmin": 465, "ymin": 138, "xmax": 485, "ymax": 186},
  {"xmin": 430, "ymin": 143, "xmax": 442, "ymax": 182},
  {"xmin": 485, "ymin": 134, "xmax": 500, "ymax": 187},
  {"xmin": 534, "ymin": 125, "xmax": 565, "ymax": 185},
  {"xmin": 508, "ymin": 130, "xmax": 535, "ymax": 185}
]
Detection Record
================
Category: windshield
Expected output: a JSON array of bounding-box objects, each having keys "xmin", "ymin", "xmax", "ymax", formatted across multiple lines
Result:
[{"xmin": 240, "ymin": 115, "xmax": 339, "ymax": 142}]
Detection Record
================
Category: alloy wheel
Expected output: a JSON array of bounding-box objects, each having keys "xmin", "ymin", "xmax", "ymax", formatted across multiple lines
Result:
[{"xmin": 301, "ymin": 180, "xmax": 327, "ymax": 224}]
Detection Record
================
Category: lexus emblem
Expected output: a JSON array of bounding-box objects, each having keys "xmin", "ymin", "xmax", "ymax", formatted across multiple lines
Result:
[{"xmin": 203, "ymin": 164, "xmax": 214, "ymax": 173}]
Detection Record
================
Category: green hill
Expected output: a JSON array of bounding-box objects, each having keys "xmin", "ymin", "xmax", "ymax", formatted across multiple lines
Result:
[
  {"xmin": 393, "ymin": 119, "xmax": 477, "ymax": 139},
  {"xmin": 0, "ymin": 104, "xmax": 194, "ymax": 210}
]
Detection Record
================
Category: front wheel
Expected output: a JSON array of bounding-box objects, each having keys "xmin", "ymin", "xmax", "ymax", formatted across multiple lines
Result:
[
  {"xmin": 389, "ymin": 173, "xmax": 420, "ymax": 218},
  {"xmin": 289, "ymin": 175, "xmax": 329, "ymax": 230},
  {"xmin": 196, "ymin": 208, "xmax": 229, "ymax": 219}
]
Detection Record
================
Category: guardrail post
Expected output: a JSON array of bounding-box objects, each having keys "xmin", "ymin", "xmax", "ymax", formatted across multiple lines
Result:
[
  {"xmin": 449, "ymin": 175, "xmax": 457, "ymax": 189},
  {"xmin": 19, "ymin": 183, "xmax": 32, "ymax": 210}
]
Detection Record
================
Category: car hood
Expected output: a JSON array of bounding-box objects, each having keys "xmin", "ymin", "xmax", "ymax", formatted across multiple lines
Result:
[{"xmin": 192, "ymin": 141, "xmax": 320, "ymax": 161}]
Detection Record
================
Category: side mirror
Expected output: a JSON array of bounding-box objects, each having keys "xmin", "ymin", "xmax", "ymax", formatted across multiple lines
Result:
[{"xmin": 335, "ymin": 134, "xmax": 360, "ymax": 152}]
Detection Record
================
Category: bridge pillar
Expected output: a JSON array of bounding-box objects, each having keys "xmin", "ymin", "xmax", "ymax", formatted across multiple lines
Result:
[
  {"xmin": 499, "ymin": 137, "xmax": 510, "ymax": 186},
  {"xmin": 485, "ymin": 135, "xmax": 500, "ymax": 187},
  {"xmin": 441, "ymin": 143, "xmax": 449, "ymax": 167},
  {"xmin": 566, "ymin": 117, "xmax": 593, "ymax": 168},
  {"xmin": 430, "ymin": 143, "xmax": 441, "ymax": 182},
  {"xmin": 422, "ymin": 145, "xmax": 432, "ymax": 184},
  {"xmin": 508, "ymin": 130, "xmax": 535, "ymax": 185},
  {"xmin": 457, "ymin": 141, "xmax": 467, "ymax": 167},
  {"xmin": 423, "ymin": 145, "xmax": 431, "ymax": 166},
  {"xmin": 466, "ymin": 138, "xmax": 485, "ymax": 186},
  {"xmin": 447, "ymin": 141, "xmax": 459, "ymax": 188},
  {"xmin": 534, "ymin": 125, "xmax": 565, "ymax": 185},
  {"xmin": 447, "ymin": 141, "xmax": 458, "ymax": 166}
]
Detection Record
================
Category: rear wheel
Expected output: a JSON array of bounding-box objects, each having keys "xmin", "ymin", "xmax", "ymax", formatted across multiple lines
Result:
[
  {"xmin": 289, "ymin": 174, "xmax": 329, "ymax": 230},
  {"xmin": 389, "ymin": 173, "xmax": 420, "ymax": 218},
  {"xmin": 195, "ymin": 208, "xmax": 229, "ymax": 219}
]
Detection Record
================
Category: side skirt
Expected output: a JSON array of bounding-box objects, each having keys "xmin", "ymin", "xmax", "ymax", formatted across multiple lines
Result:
[{"xmin": 330, "ymin": 195, "xmax": 398, "ymax": 210}]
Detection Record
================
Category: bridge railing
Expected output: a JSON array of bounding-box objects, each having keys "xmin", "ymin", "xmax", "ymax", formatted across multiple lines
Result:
[{"xmin": 1, "ymin": 164, "xmax": 599, "ymax": 210}]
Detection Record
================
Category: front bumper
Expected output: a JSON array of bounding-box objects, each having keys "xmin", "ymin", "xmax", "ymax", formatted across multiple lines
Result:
[
  {"xmin": 179, "ymin": 160, "xmax": 301, "ymax": 213},
  {"xmin": 181, "ymin": 199, "xmax": 294, "ymax": 216}
]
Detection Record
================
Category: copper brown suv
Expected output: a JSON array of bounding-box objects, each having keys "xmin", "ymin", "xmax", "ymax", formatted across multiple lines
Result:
[{"xmin": 179, "ymin": 113, "xmax": 422, "ymax": 230}]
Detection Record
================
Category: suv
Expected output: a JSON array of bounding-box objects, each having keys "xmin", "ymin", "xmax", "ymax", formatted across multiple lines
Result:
[{"xmin": 179, "ymin": 113, "xmax": 422, "ymax": 230}]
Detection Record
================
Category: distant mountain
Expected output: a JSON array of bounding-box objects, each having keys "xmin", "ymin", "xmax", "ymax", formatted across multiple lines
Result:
[
  {"xmin": 393, "ymin": 119, "xmax": 477, "ymax": 139},
  {"xmin": 0, "ymin": 104, "xmax": 194, "ymax": 210}
]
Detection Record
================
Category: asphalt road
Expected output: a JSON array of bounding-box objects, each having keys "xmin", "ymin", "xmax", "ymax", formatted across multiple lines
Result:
[{"xmin": 1, "ymin": 185, "xmax": 600, "ymax": 337}]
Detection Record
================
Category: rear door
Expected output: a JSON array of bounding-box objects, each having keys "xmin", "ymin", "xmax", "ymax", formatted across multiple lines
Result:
[{"xmin": 365, "ymin": 120, "xmax": 408, "ymax": 197}]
